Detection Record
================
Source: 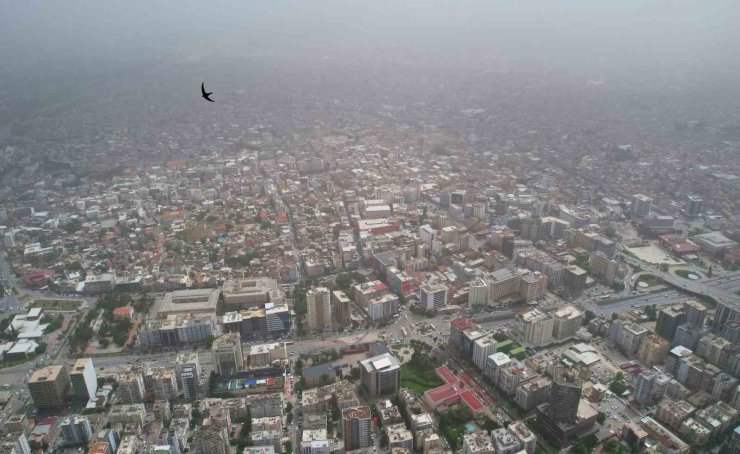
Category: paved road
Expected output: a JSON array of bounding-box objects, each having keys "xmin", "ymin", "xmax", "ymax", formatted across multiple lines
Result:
[
  {"xmin": 593, "ymin": 290, "xmax": 688, "ymax": 314},
  {"xmin": 621, "ymin": 256, "xmax": 739, "ymax": 307},
  {"xmin": 703, "ymin": 271, "xmax": 740, "ymax": 294},
  {"xmin": 0, "ymin": 251, "xmax": 22, "ymax": 313}
]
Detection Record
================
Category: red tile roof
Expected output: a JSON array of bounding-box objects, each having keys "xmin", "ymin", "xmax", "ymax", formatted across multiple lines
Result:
[
  {"xmin": 461, "ymin": 391, "xmax": 483, "ymax": 411},
  {"xmin": 90, "ymin": 442, "xmax": 110, "ymax": 454},
  {"xmin": 451, "ymin": 317, "xmax": 473, "ymax": 331},
  {"xmin": 436, "ymin": 366, "xmax": 458, "ymax": 385},
  {"xmin": 113, "ymin": 306, "xmax": 134, "ymax": 315},
  {"xmin": 425, "ymin": 383, "xmax": 460, "ymax": 403}
]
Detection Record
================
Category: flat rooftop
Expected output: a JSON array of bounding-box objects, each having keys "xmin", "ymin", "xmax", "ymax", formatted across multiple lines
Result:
[
  {"xmin": 159, "ymin": 288, "xmax": 220, "ymax": 314},
  {"xmin": 29, "ymin": 365, "xmax": 65, "ymax": 383},
  {"xmin": 72, "ymin": 358, "xmax": 92, "ymax": 372},
  {"xmin": 360, "ymin": 353, "xmax": 400, "ymax": 373},
  {"xmin": 342, "ymin": 406, "xmax": 371, "ymax": 419}
]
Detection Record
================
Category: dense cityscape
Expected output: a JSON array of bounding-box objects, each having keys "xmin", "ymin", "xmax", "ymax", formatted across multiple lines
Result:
[{"xmin": 2, "ymin": 2, "xmax": 740, "ymax": 454}]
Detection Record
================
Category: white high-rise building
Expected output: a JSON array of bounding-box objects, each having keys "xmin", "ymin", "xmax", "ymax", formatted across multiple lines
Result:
[
  {"xmin": 419, "ymin": 282, "xmax": 448, "ymax": 311},
  {"xmin": 552, "ymin": 305, "xmax": 584, "ymax": 340},
  {"xmin": 70, "ymin": 358, "xmax": 98, "ymax": 400},
  {"xmin": 515, "ymin": 308, "xmax": 554, "ymax": 347},
  {"xmin": 472, "ymin": 335, "xmax": 498, "ymax": 370},
  {"xmin": 360, "ymin": 353, "xmax": 401, "ymax": 398},
  {"xmin": 631, "ymin": 194, "xmax": 653, "ymax": 217}
]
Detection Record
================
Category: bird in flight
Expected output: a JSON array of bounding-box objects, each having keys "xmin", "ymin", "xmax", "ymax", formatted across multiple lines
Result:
[{"xmin": 201, "ymin": 82, "xmax": 214, "ymax": 102}]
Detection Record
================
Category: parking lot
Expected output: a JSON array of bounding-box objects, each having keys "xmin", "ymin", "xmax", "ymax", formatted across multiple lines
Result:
[{"xmin": 592, "ymin": 392, "xmax": 642, "ymax": 440}]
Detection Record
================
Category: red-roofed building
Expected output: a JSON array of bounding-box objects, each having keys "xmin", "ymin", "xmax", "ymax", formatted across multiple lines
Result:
[
  {"xmin": 423, "ymin": 379, "xmax": 485, "ymax": 414},
  {"xmin": 165, "ymin": 160, "xmax": 186, "ymax": 170},
  {"xmin": 161, "ymin": 209, "xmax": 185, "ymax": 226},
  {"xmin": 41, "ymin": 416, "xmax": 57, "ymax": 426},
  {"xmin": 22, "ymin": 269, "xmax": 54, "ymax": 288},
  {"xmin": 659, "ymin": 234, "xmax": 700, "ymax": 256},
  {"xmin": 461, "ymin": 391, "xmax": 483, "ymax": 411},
  {"xmin": 424, "ymin": 383, "xmax": 461, "ymax": 408},
  {"xmin": 451, "ymin": 317, "xmax": 474, "ymax": 332},
  {"xmin": 436, "ymin": 366, "xmax": 458, "ymax": 385},
  {"xmin": 90, "ymin": 442, "xmax": 111, "ymax": 454},
  {"xmin": 112, "ymin": 306, "xmax": 134, "ymax": 321},
  {"xmin": 373, "ymin": 282, "xmax": 388, "ymax": 293}
]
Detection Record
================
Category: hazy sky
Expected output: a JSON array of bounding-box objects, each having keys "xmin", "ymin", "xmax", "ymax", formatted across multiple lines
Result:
[{"xmin": 1, "ymin": 1, "xmax": 739, "ymax": 87}]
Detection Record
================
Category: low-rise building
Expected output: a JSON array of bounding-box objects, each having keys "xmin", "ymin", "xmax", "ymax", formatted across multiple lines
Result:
[
  {"xmin": 491, "ymin": 428, "xmax": 523, "ymax": 454},
  {"xmin": 462, "ymin": 432, "xmax": 495, "ymax": 454},
  {"xmin": 386, "ymin": 423, "xmax": 413, "ymax": 453}
]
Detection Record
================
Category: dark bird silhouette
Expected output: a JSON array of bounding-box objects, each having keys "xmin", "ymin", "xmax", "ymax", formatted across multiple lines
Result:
[{"xmin": 201, "ymin": 82, "xmax": 214, "ymax": 102}]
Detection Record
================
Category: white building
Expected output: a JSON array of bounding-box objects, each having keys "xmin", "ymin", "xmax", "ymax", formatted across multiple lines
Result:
[
  {"xmin": 485, "ymin": 352, "xmax": 511, "ymax": 383},
  {"xmin": 301, "ymin": 429, "xmax": 329, "ymax": 454},
  {"xmin": 419, "ymin": 282, "xmax": 448, "ymax": 311},
  {"xmin": 472, "ymin": 335, "xmax": 498, "ymax": 370},
  {"xmin": 70, "ymin": 358, "xmax": 98, "ymax": 400},
  {"xmin": 552, "ymin": 305, "xmax": 584, "ymax": 340},
  {"xmin": 515, "ymin": 308, "xmax": 554, "ymax": 347}
]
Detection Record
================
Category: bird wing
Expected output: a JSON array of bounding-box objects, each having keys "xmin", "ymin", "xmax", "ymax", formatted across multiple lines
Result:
[{"xmin": 201, "ymin": 82, "xmax": 207, "ymax": 96}]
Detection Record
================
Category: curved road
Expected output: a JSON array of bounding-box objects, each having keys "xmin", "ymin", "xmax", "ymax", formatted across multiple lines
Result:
[{"xmin": 621, "ymin": 256, "xmax": 740, "ymax": 306}]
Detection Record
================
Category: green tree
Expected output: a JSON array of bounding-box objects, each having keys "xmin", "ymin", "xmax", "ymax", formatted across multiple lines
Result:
[
  {"xmin": 480, "ymin": 416, "xmax": 500, "ymax": 432},
  {"xmin": 335, "ymin": 272, "xmax": 352, "ymax": 291},
  {"xmin": 62, "ymin": 219, "xmax": 83, "ymax": 233},
  {"xmin": 42, "ymin": 315, "xmax": 63, "ymax": 333},
  {"xmin": 349, "ymin": 367, "xmax": 361, "ymax": 381},
  {"xmin": 437, "ymin": 406, "xmax": 473, "ymax": 450},
  {"xmin": 603, "ymin": 439, "xmax": 625, "ymax": 454},
  {"xmin": 597, "ymin": 412, "xmax": 606, "ymax": 424}
]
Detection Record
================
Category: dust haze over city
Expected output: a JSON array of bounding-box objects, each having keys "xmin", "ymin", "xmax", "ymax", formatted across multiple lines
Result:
[{"xmin": 1, "ymin": 2, "xmax": 740, "ymax": 454}]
